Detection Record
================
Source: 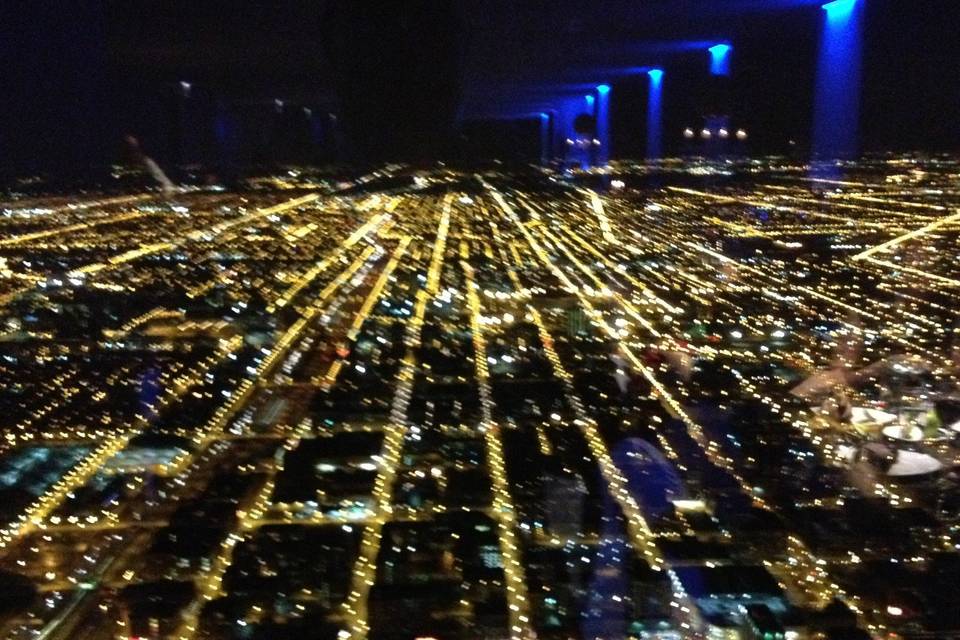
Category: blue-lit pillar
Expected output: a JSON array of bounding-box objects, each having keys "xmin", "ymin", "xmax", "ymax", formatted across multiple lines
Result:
[
  {"xmin": 557, "ymin": 97, "xmax": 579, "ymax": 167},
  {"xmin": 646, "ymin": 69, "xmax": 664, "ymax": 160},
  {"xmin": 306, "ymin": 107, "xmax": 323, "ymax": 147},
  {"xmin": 813, "ymin": 0, "xmax": 864, "ymax": 160},
  {"xmin": 565, "ymin": 97, "xmax": 580, "ymax": 142},
  {"xmin": 595, "ymin": 84, "xmax": 611, "ymax": 165},
  {"xmin": 708, "ymin": 43, "xmax": 732, "ymax": 77},
  {"xmin": 577, "ymin": 94, "xmax": 596, "ymax": 168},
  {"xmin": 539, "ymin": 112, "xmax": 551, "ymax": 165}
]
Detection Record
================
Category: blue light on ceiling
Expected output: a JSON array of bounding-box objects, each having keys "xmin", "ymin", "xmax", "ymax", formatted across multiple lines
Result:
[
  {"xmin": 822, "ymin": 0, "xmax": 858, "ymax": 18},
  {"xmin": 708, "ymin": 43, "xmax": 732, "ymax": 76}
]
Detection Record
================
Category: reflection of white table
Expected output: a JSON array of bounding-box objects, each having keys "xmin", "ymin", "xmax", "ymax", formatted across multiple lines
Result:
[
  {"xmin": 851, "ymin": 406, "xmax": 898, "ymax": 426},
  {"xmin": 882, "ymin": 425, "xmax": 924, "ymax": 442},
  {"xmin": 951, "ymin": 419, "xmax": 960, "ymax": 433},
  {"xmin": 887, "ymin": 450, "xmax": 943, "ymax": 477}
]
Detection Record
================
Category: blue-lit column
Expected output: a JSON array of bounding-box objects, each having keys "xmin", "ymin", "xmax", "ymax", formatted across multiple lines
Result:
[
  {"xmin": 584, "ymin": 93, "xmax": 596, "ymax": 115},
  {"xmin": 708, "ymin": 43, "xmax": 732, "ymax": 77},
  {"xmin": 595, "ymin": 84, "xmax": 611, "ymax": 165},
  {"xmin": 813, "ymin": 0, "xmax": 864, "ymax": 160},
  {"xmin": 646, "ymin": 69, "xmax": 664, "ymax": 160},
  {"xmin": 579, "ymin": 93, "xmax": 597, "ymax": 168},
  {"xmin": 539, "ymin": 112, "xmax": 551, "ymax": 165},
  {"xmin": 557, "ymin": 97, "xmax": 580, "ymax": 166}
]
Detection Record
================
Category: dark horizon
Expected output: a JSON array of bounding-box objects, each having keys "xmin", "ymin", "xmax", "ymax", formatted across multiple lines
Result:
[{"xmin": 2, "ymin": 0, "xmax": 960, "ymax": 172}]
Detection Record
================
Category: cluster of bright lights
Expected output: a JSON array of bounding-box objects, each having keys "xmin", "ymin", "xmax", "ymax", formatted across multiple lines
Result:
[
  {"xmin": 495, "ymin": 183, "xmax": 889, "ymax": 625},
  {"xmin": 339, "ymin": 196, "xmax": 453, "ymax": 640},
  {"xmin": 487, "ymin": 230, "xmax": 706, "ymax": 633},
  {"xmin": 463, "ymin": 256, "xmax": 533, "ymax": 640},
  {"xmin": 2, "ymin": 158, "xmax": 956, "ymax": 640}
]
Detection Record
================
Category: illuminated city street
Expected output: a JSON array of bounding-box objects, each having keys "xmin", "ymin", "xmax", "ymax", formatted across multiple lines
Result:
[{"xmin": 0, "ymin": 157, "xmax": 958, "ymax": 639}]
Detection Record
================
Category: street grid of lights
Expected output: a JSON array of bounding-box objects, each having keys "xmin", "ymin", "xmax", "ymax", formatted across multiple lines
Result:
[{"xmin": 0, "ymin": 158, "xmax": 958, "ymax": 638}]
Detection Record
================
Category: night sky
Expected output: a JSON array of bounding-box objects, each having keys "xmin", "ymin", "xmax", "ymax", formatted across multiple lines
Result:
[{"xmin": 2, "ymin": 0, "xmax": 959, "ymax": 170}]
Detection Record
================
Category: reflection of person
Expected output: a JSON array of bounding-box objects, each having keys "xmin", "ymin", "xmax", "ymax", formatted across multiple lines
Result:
[
  {"xmin": 824, "ymin": 388, "xmax": 853, "ymax": 423},
  {"xmin": 124, "ymin": 135, "xmax": 176, "ymax": 195},
  {"xmin": 835, "ymin": 389, "xmax": 852, "ymax": 423}
]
